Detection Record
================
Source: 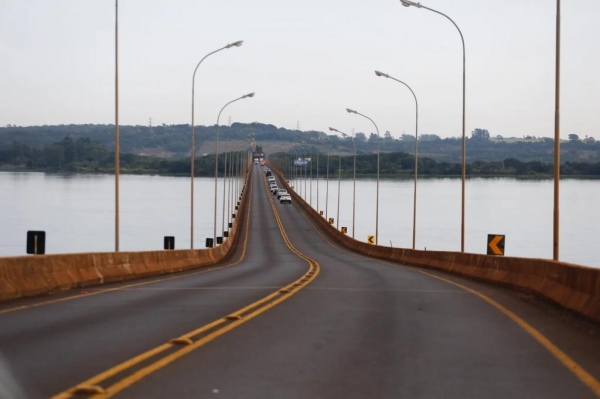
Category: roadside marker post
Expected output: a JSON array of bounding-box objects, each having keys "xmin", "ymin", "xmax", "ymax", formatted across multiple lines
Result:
[
  {"xmin": 26, "ymin": 231, "xmax": 46, "ymax": 255},
  {"xmin": 163, "ymin": 236, "xmax": 175, "ymax": 250},
  {"xmin": 487, "ymin": 234, "xmax": 505, "ymax": 256}
]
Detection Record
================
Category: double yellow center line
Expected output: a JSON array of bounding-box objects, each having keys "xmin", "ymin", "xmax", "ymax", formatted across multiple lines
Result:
[{"xmin": 51, "ymin": 168, "xmax": 320, "ymax": 398}]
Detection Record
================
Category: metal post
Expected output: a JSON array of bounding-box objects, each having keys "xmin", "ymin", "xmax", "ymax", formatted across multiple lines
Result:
[
  {"xmin": 114, "ymin": 0, "xmax": 120, "ymax": 252},
  {"xmin": 316, "ymin": 150, "xmax": 320, "ymax": 212},
  {"xmin": 189, "ymin": 40, "xmax": 243, "ymax": 249},
  {"xmin": 221, "ymin": 150, "xmax": 228, "ymax": 239},
  {"xmin": 375, "ymin": 72, "xmax": 420, "ymax": 249},
  {"xmin": 352, "ymin": 137, "xmax": 356, "ymax": 238},
  {"xmin": 346, "ymin": 109, "xmax": 380, "ymax": 244},
  {"xmin": 400, "ymin": 2, "xmax": 466, "ymax": 252},
  {"xmin": 326, "ymin": 147, "xmax": 330, "ymax": 220},
  {"xmin": 337, "ymin": 150, "xmax": 341, "ymax": 229},
  {"xmin": 213, "ymin": 93, "xmax": 254, "ymax": 244},
  {"xmin": 553, "ymin": 0, "xmax": 561, "ymax": 261}
]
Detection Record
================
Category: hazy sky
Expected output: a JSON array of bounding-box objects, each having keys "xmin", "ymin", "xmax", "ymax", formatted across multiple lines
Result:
[{"xmin": 1, "ymin": 0, "xmax": 599, "ymax": 139}]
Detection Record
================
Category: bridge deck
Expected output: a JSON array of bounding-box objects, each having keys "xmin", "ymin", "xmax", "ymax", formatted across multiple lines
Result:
[{"xmin": 0, "ymin": 166, "xmax": 599, "ymax": 398}]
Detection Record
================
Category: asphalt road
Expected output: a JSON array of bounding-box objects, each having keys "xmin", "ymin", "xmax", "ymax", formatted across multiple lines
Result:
[{"xmin": 0, "ymin": 166, "xmax": 599, "ymax": 399}]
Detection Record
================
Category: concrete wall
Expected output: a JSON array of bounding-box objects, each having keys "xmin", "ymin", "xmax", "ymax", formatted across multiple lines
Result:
[
  {"xmin": 275, "ymin": 168, "xmax": 600, "ymax": 324},
  {"xmin": 0, "ymin": 168, "xmax": 253, "ymax": 302}
]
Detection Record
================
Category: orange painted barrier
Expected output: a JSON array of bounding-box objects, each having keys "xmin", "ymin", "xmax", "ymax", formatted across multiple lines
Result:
[
  {"xmin": 0, "ymin": 168, "xmax": 253, "ymax": 303},
  {"xmin": 273, "ymin": 166, "xmax": 600, "ymax": 323}
]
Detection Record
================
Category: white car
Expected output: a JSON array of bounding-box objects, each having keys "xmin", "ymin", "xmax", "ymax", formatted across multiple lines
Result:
[
  {"xmin": 276, "ymin": 189, "xmax": 288, "ymax": 199},
  {"xmin": 279, "ymin": 194, "xmax": 292, "ymax": 204}
]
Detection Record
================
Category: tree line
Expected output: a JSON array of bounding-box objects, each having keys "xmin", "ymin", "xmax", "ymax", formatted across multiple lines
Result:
[
  {"xmin": 0, "ymin": 137, "xmax": 245, "ymax": 176},
  {"xmin": 1, "ymin": 123, "xmax": 599, "ymax": 164},
  {"xmin": 272, "ymin": 151, "xmax": 600, "ymax": 177},
  {"xmin": 2, "ymin": 136, "xmax": 600, "ymax": 178}
]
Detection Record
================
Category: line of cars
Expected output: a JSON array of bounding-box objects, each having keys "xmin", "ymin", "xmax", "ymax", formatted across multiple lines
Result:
[{"xmin": 264, "ymin": 166, "xmax": 292, "ymax": 204}]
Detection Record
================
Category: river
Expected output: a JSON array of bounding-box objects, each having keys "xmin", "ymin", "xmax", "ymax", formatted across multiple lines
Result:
[{"xmin": 1, "ymin": 171, "xmax": 598, "ymax": 268}]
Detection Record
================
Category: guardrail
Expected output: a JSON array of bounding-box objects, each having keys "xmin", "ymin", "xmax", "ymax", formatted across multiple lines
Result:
[
  {"xmin": 0, "ymin": 167, "xmax": 253, "ymax": 302},
  {"xmin": 272, "ymin": 165, "xmax": 600, "ymax": 324}
]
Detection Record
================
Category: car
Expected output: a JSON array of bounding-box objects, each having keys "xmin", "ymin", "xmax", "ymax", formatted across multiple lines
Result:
[
  {"xmin": 279, "ymin": 194, "xmax": 292, "ymax": 204},
  {"xmin": 276, "ymin": 189, "xmax": 288, "ymax": 199},
  {"xmin": 265, "ymin": 171, "xmax": 272, "ymax": 177},
  {"xmin": 267, "ymin": 176, "xmax": 276, "ymax": 183},
  {"xmin": 272, "ymin": 187, "xmax": 280, "ymax": 195}
]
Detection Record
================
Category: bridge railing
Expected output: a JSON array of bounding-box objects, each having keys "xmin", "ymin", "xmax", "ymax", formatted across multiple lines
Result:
[
  {"xmin": 0, "ymin": 167, "xmax": 254, "ymax": 303},
  {"xmin": 272, "ymin": 165, "xmax": 600, "ymax": 324}
]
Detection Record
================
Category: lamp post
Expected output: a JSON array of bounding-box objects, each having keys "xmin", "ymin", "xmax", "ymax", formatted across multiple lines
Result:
[
  {"xmin": 309, "ymin": 146, "xmax": 314, "ymax": 207},
  {"xmin": 399, "ymin": 0, "xmax": 466, "ymax": 253},
  {"xmin": 190, "ymin": 40, "xmax": 243, "ymax": 249},
  {"xmin": 553, "ymin": 1, "xmax": 561, "ymax": 261},
  {"xmin": 324, "ymin": 143, "xmax": 330, "ymax": 220},
  {"xmin": 221, "ymin": 149, "xmax": 229, "ymax": 240},
  {"xmin": 375, "ymin": 70, "xmax": 419, "ymax": 250},
  {"xmin": 213, "ymin": 93, "xmax": 255, "ymax": 245},
  {"xmin": 316, "ymin": 146, "xmax": 320, "ymax": 213},
  {"xmin": 333, "ymin": 128, "xmax": 356, "ymax": 239},
  {"xmin": 326, "ymin": 132, "xmax": 343, "ymax": 230},
  {"xmin": 223, "ymin": 123, "xmax": 257, "ymax": 238},
  {"xmin": 114, "ymin": 0, "xmax": 120, "ymax": 252},
  {"xmin": 347, "ymin": 108, "xmax": 380, "ymax": 245}
]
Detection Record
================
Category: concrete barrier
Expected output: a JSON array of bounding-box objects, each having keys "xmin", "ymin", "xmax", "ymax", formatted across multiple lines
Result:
[
  {"xmin": 0, "ymin": 167, "xmax": 253, "ymax": 303},
  {"xmin": 274, "ymin": 167, "xmax": 600, "ymax": 323}
]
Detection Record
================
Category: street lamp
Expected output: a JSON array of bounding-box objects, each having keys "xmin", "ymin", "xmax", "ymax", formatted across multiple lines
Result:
[
  {"xmin": 213, "ymin": 92, "xmax": 255, "ymax": 245},
  {"xmin": 553, "ymin": 1, "xmax": 561, "ymax": 261},
  {"xmin": 399, "ymin": 0, "xmax": 467, "ymax": 253},
  {"xmin": 346, "ymin": 108, "xmax": 380, "ymax": 245},
  {"xmin": 222, "ymin": 122, "xmax": 258, "ymax": 240},
  {"xmin": 326, "ymin": 131, "xmax": 343, "ymax": 230},
  {"xmin": 375, "ymin": 70, "xmax": 419, "ymax": 250},
  {"xmin": 333, "ymin": 128, "xmax": 356, "ymax": 239},
  {"xmin": 310, "ymin": 138, "xmax": 331, "ymax": 220},
  {"xmin": 190, "ymin": 40, "xmax": 243, "ymax": 249},
  {"xmin": 114, "ymin": 0, "xmax": 120, "ymax": 252}
]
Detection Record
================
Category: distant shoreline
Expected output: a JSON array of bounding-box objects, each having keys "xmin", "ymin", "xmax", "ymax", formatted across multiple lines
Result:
[{"xmin": 2, "ymin": 167, "xmax": 600, "ymax": 180}]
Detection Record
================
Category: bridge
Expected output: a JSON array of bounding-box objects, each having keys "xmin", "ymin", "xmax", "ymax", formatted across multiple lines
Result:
[{"xmin": 1, "ymin": 164, "xmax": 600, "ymax": 398}]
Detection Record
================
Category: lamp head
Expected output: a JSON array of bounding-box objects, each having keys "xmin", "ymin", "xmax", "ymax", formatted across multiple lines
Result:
[
  {"xmin": 375, "ymin": 70, "xmax": 390, "ymax": 78},
  {"xmin": 227, "ymin": 40, "xmax": 244, "ymax": 48},
  {"xmin": 328, "ymin": 127, "xmax": 337, "ymax": 132},
  {"xmin": 400, "ymin": 0, "xmax": 422, "ymax": 8},
  {"xmin": 243, "ymin": 92, "xmax": 255, "ymax": 98},
  {"xmin": 346, "ymin": 108, "xmax": 357, "ymax": 114}
]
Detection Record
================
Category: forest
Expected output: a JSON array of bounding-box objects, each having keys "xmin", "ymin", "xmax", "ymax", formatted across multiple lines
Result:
[
  {"xmin": 2, "ymin": 136, "xmax": 599, "ymax": 178},
  {"xmin": 1, "ymin": 124, "xmax": 599, "ymax": 164}
]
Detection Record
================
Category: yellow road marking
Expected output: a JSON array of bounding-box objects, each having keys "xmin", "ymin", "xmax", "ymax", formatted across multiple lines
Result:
[
  {"xmin": 288, "ymin": 171, "xmax": 600, "ymax": 398},
  {"xmin": 414, "ymin": 269, "xmax": 600, "ymax": 397},
  {"xmin": 51, "ymin": 167, "xmax": 321, "ymax": 399},
  {"xmin": 88, "ymin": 286, "xmax": 283, "ymax": 292}
]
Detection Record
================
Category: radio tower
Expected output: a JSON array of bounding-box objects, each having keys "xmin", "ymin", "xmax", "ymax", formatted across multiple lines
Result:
[
  {"xmin": 148, "ymin": 117, "xmax": 152, "ymax": 128},
  {"xmin": 228, "ymin": 116, "xmax": 232, "ymax": 126},
  {"xmin": 297, "ymin": 121, "xmax": 300, "ymax": 131}
]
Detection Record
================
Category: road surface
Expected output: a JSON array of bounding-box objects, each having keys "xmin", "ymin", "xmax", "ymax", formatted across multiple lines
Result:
[{"xmin": 0, "ymin": 165, "xmax": 599, "ymax": 398}]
